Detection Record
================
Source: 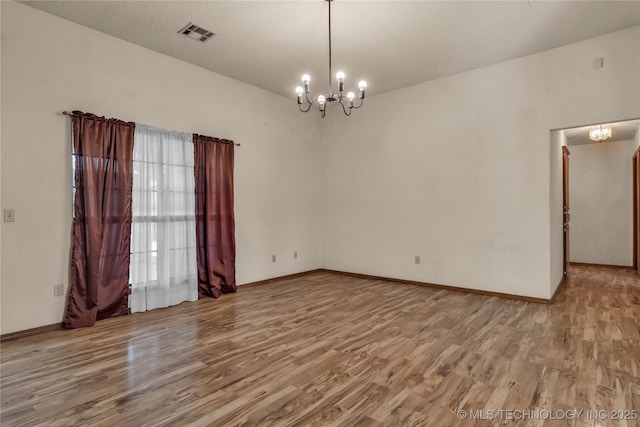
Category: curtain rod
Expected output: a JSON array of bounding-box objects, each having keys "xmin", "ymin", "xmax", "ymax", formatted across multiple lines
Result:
[{"xmin": 60, "ymin": 111, "xmax": 240, "ymax": 147}]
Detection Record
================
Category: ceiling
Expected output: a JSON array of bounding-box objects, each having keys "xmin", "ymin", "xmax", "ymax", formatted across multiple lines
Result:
[
  {"xmin": 564, "ymin": 119, "xmax": 640, "ymax": 146},
  {"xmin": 20, "ymin": 1, "xmax": 640, "ymax": 99}
]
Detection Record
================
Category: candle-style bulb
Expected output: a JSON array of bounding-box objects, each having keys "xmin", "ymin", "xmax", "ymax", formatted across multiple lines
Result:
[
  {"xmin": 318, "ymin": 95, "xmax": 326, "ymax": 112},
  {"xmin": 302, "ymin": 74, "xmax": 311, "ymax": 93},
  {"xmin": 295, "ymin": 86, "xmax": 304, "ymax": 104},
  {"xmin": 358, "ymin": 80, "xmax": 367, "ymax": 99},
  {"xmin": 336, "ymin": 71, "xmax": 345, "ymax": 92}
]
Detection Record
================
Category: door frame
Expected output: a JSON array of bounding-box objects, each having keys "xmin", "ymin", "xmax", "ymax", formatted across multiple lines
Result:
[
  {"xmin": 552, "ymin": 118, "xmax": 640, "ymax": 282},
  {"xmin": 562, "ymin": 146, "xmax": 570, "ymax": 276},
  {"xmin": 634, "ymin": 149, "xmax": 639, "ymax": 271}
]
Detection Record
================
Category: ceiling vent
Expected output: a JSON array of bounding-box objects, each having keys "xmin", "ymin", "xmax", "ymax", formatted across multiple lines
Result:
[{"xmin": 178, "ymin": 23, "xmax": 215, "ymax": 42}]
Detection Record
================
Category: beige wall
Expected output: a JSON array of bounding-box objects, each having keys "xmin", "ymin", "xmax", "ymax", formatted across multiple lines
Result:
[
  {"xmin": 569, "ymin": 140, "xmax": 636, "ymax": 266},
  {"xmin": 2, "ymin": 1, "xmax": 640, "ymax": 334},
  {"xmin": 321, "ymin": 26, "xmax": 640, "ymax": 299},
  {"xmin": 0, "ymin": 2, "xmax": 322, "ymax": 334}
]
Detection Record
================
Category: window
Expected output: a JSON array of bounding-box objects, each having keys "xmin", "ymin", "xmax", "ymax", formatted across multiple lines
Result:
[{"xmin": 129, "ymin": 126, "xmax": 198, "ymax": 312}]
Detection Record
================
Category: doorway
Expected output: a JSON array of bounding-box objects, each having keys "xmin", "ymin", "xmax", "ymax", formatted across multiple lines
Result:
[{"xmin": 556, "ymin": 118, "xmax": 640, "ymax": 278}]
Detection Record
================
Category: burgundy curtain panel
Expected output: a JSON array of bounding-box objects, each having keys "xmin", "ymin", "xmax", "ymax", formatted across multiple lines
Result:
[
  {"xmin": 64, "ymin": 112, "xmax": 135, "ymax": 329},
  {"xmin": 193, "ymin": 134, "xmax": 237, "ymax": 298}
]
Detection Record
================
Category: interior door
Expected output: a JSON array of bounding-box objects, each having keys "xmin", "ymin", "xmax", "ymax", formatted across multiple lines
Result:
[
  {"xmin": 562, "ymin": 146, "xmax": 570, "ymax": 276},
  {"xmin": 634, "ymin": 150, "xmax": 640, "ymax": 273}
]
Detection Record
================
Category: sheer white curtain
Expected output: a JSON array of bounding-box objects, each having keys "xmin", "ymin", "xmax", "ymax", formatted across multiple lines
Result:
[{"xmin": 130, "ymin": 125, "xmax": 198, "ymax": 313}]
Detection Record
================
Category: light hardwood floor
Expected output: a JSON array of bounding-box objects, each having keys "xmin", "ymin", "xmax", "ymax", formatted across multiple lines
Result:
[{"xmin": 1, "ymin": 266, "xmax": 639, "ymax": 426}]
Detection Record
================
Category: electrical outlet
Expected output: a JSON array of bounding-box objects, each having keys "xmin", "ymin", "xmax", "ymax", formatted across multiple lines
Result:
[
  {"xmin": 272, "ymin": 255, "xmax": 276, "ymax": 263},
  {"xmin": 593, "ymin": 57, "xmax": 604, "ymax": 69},
  {"xmin": 53, "ymin": 283, "xmax": 64, "ymax": 297},
  {"xmin": 294, "ymin": 251, "xmax": 298, "ymax": 260},
  {"xmin": 414, "ymin": 255, "xmax": 421, "ymax": 265},
  {"xmin": 3, "ymin": 208, "xmax": 15, "ymax": 222}
]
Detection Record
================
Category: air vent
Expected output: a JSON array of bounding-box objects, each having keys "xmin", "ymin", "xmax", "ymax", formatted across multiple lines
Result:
[{"xmin": 178, "ymin": 23, "xmax": 215, "ymax": 42}]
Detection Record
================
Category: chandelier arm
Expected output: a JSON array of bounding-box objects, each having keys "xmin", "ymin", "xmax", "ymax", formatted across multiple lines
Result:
[
  {"xmin": 305, "ymin": 92, "xmax": 314, "ymax": 105},
  {"xmin": 321, "ymin": 109, "xmax": 326, "ymax": 118},
  {"xmin": 352, "ymin": 98, "xmax": 365, "ymax": 109},
  {"xmin": 338, "ymin": 99, "xmax": 352, "ymax": 116},
  {"xmin": 299, "ymin": 102, "xmax": 313, "ymax": 113}
]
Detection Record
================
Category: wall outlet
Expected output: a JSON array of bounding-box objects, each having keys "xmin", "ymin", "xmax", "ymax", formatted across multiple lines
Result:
[
  {"xmin": 272, "ymin": 255, "xmax": 276, "ymax": 263},
  {"xmin": 53, "ymin": 283, "xmax": 64, "ymax": 297},
  {"xmin": 3, "ymin": 208, "xmax": 15, "ymax": 222},
  {"xmin": 593, "ymin": 57, "xmax": 604, "ymax": 69},
  {"xmin": 293, "ymin": 251, "xmax": 298, "ymax": 260},
  {"xmin": 414, "ymin": 255, "xmax": 421, "ymax": 265}
]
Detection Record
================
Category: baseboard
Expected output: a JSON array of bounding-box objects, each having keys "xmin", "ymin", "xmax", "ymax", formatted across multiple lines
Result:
[
  {"xmin": 321, "ymin": 269, "xmax": 553, "ymax": 304},
  {"xmin": 238, "ymin": 269, "xmax": 322, "ymax": 289},
  {"xmin": 2, "ymin": 271, "xmax": 322, "ymax": 342},
  {"xmin": 2, "ymin": 267, "xmax": 554, "ymax": 341},
  {"xmin": 569, "ymin": 262, "xmax": 634, "ymax": 270},
  {"xmin": 1, "ymin": 322, "xmax": 64, "ymax": 342}
]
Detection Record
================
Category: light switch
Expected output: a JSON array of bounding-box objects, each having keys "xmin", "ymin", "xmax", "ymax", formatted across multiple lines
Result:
[{"xmin": 3, "ymin": 209, "xmax": 15, "ymax": 222}]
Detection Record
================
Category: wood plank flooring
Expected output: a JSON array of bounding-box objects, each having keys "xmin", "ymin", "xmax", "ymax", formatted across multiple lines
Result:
[{"xmin": 1, "ymin": 266, "xmax": 639, "ymax": 426}]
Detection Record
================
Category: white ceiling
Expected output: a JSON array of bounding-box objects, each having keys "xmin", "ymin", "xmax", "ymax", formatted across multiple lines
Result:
[
  {"xmin": 564, "ymin": 119, "xmax": 640, "ymax": 146},
  {"xmin": 20, "ymin": 1, "xmax": 640, "ymax": 99}
]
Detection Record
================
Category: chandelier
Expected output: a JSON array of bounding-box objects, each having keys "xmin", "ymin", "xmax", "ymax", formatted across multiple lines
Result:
[
  {"xmin": 589, "ymin": 124, "xmax": 612, "ymax": 142},
  {"xmin": 295, "ymin": 0, "xmax": 367, "ymax": 118}
]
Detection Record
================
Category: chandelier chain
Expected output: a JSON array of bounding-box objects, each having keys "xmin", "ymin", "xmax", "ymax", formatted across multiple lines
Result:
[{"xmin": 328, "ymin": 0, "xmax": 332, "ymax": 90}]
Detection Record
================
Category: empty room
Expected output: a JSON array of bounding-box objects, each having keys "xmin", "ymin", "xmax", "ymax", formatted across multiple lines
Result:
[{"xmin": 1, "ymin": 0, "xmax": 639, "ymax": 426}]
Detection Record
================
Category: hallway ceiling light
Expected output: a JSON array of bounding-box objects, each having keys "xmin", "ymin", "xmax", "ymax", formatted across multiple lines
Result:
[
  {"xmin": 589, "ymin": 124, "xmax": 612, "ymax": 142},
  {"xmin": 295, "ymin": 0, "xmax": 367, "ymax": 118}
]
